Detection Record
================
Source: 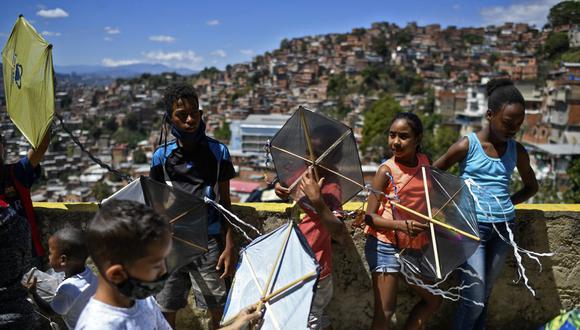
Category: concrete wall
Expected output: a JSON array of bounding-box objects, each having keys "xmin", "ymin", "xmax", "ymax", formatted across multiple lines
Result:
[{"xmin": 33, "ymin": 202, "xmax": 580, "ymax": 330}]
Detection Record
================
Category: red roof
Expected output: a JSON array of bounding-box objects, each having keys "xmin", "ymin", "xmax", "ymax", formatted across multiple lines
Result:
[{"xmin": 229, "ymin": 180, "xmax": 262, "ymax": 193}]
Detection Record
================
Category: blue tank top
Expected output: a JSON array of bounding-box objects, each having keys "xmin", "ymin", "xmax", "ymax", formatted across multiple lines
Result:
[{"xmin": 460, "ymin": 133, "xmax": 517, "ymax": 223}]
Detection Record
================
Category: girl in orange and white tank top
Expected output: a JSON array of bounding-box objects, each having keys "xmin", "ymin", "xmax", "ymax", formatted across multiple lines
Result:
[{"xmin": 363, "ymin": 112, "xmax": 441, "ymax": 330}]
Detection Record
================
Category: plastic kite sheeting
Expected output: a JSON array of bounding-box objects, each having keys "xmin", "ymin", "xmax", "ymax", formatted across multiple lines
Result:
[
  {"xmin": 383, "ymin": 166, "xmax": 480, "ymax": 281},
  {"xmin": 102, "ymin": 176, "xmax": 208, "ymax": 273},
  {"xmin": 221, "ymin": 222, "xmax": 319, "ymax": 330},
  {"xmin": 269, "ymin": 106, "xmax": 364, "ymax": 209},
  {"xmin": 21, "ymin": 267, "xmax": 61, "ymax": 302},
  {"xmin": 2, "ymin": 15, "xmax": 54, "ymax": 149}
]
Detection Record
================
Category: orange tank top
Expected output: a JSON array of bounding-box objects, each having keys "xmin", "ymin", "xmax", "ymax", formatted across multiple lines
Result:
[{"xmin": 365, "ymin": 153, "xmax": 431, "ymax": 249}]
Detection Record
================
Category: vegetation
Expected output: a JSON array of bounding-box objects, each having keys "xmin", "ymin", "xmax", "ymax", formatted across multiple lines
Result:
[
  {"xmin": 548, "ymin": 1, "xmax": 580, "ymax": 27},
  {"xmin": 564, "ymin": 159, "xmax": 580, "ymax": 203}
]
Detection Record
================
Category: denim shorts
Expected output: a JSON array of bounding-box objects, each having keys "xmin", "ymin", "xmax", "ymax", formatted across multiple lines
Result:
[{"xmin": 364, "ymin": 235, "xmax": 401, "ymax": 273}]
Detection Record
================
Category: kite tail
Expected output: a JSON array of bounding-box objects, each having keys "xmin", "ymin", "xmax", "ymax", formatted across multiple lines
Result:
[
  {"xmin": 465, "ymin": 179, "xmax": 554, "ymax": 296},
  {"xmin": 203, "ymin": 197, "xmax": 262, "ymax": 242},
  {"xmin": 264, "ymin": 139, "xmax": 273, "ymax": 168},
  {"xmin": 492, "ymin": 222, "xmax": 554, "ymax": 296},
  {"xmin": 396, "ymin": 254, "xmax": 484, "ymax": 306}
]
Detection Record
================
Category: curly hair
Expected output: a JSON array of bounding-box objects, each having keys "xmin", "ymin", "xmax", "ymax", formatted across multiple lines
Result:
[{"xmin": 163, "ymin": 83, "xmax": 199, "ymax": 116}]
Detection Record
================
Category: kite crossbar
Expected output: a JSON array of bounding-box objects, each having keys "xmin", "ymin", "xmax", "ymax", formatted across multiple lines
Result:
[
  {"xmin": 390, "ymin": 202, "xmax": 480, "ymax": 241},
  {"xmin": 172, "ymin": 235, "xmax": 209, "ymax": 252},
  {"xmin": 300, "ymin": 109, "xmax": 320, "ymax": 181},
  {"xmin": 261, "ymin": 271, "xmax": 318, "ymax": 303}
]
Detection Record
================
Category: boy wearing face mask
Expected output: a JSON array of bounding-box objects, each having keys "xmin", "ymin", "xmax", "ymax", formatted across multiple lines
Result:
[
  {"xmin": 75, "ymin": 200, "xmax": 173, "ymax": 330},
  {"xmin": 150, "ymin": 83, "xmax": 236, "ymax": 329}
]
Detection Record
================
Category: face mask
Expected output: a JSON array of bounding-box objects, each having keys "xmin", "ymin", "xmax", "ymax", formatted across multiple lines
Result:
[
  {"xmin": 166, "ymin": 112, "xmax": 207, "ymax": 143},
  {"xmin": 116, "ymin": 272, "xmax": 169, "ymax": 299}
]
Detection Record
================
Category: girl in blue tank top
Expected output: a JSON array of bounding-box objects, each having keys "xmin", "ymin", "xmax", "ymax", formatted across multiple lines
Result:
[{"xmin": 434, "ymin": 78, "xmax": 539, "ymax": 330}]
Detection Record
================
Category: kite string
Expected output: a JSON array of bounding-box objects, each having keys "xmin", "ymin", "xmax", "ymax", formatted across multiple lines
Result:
[
  {"xmin": 54, "ymin": 113, "xmax": 133, "ymax": 182},
  {"xmin": 203, "ymin": 197, "xmax": 262, "ymax": 242}
]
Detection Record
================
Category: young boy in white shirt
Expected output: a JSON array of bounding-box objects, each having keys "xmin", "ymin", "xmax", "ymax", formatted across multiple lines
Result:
[{"xmin": 27, "ymin": 228, "xmax": 97, "ymax": 329}]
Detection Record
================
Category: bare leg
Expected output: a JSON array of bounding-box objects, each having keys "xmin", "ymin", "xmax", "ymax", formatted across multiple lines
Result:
[
  {"xmin": 162, "ymin": 311, "xmax": 177, "ymax": 329},
  {"xmin": 404, "ymin": 283, "xmax": 442, "ymax": 330},
  {"xmin": 210, "ymin": 307, "xmax": 224, "ymax": 330},
  {"xmin": 372, "ymin": 272, "xmax": 399, "ymax": 330}
]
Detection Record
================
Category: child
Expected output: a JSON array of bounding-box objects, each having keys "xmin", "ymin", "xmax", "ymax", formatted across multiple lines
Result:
[
  {"xmin": 75, "ymin": 200, "xmax": 173, "ymax": 330},
  {"xmin": 433, "ymin": 78, "xmax": 538, "ymax": 329},
  {"xmin": 150, "ymin": 83, "xmax": 236, "ymax": 329},
  {"xmin": 363, "ymin": 112, "xmax": 441, "ymax": 330},
  {"xmin": 26, "ymin": 228, "xmax": 97, "ymax": 329},
  {"xmin": 275, "ymin": 164, "xmax": 346, "ymax": 330}
]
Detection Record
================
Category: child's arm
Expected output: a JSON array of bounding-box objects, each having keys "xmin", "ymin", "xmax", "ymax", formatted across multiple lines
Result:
[
  {"xmin": 365, "ymin": 165, "xmax": 427, "ymax": 235},
  {"xmin": 511, "ymin": 142, "xmax": 538, "ymax": 205},
  {"xmin": 432, "ymin": 137, "xmax": 469, "ymax": 171},
  {"xmin": 24, "ymin": 277, "xmax": 56, "ymax": 316},
  {"xmin": 217, "ymin": 180, "xmax": 236, "ymax": 279},
  {"xmin": 28, "ymin": 130, "xmax": 51, "ymax": 168},
  {"xmin": 300, "ymin": 168, "xmax": 346, "ymax": 243},
  {"xmin": 219, "ymin": 304, "xmax": 262, "ymax": 330}
]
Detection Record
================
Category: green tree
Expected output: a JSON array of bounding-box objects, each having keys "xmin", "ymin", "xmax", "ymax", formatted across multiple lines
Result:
[
  {"xmin": 371, "ymin": 35, "xmax": 390, "ymax": 61},
  {"xmin": 133, "ymin": 149, "xmax": 147, "ymax": 164},
  {"xmin": 548, "ymin": 1, "xmax": 580, "ymax": 27},
  {"xmin": 91, "ymin": 182, "xmax": 112, "ymax": 201},
  {"xmin": 361, "ymin": 95, "xmax": 402, "ymax": 160},
  {"xmin": 327, "ymin": 73, "xmax": 349, "ymax": 98},
  {"xmin": 545, "ymin": 32, "xmax": 569, "ymax": 58},
  {"xmin": 564, "ymin": 158, "xmax": 580, "ymax": 203},
  {"xmin": 214, "ymin": 122, "xmax": 231, "ymax": 142}
]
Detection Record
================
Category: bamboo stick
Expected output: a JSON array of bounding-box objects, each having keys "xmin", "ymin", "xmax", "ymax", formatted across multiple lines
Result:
[
  {"xmin": 390, "ymin": 201, "xmax": 480, "ymax": 241},
  {"xmin": 422, "ymin": 166, "xmax": 442, "ymax": 279},
  {"xmin": 172, "ymin": 235, "xmax": 208, "ymax": 252}
]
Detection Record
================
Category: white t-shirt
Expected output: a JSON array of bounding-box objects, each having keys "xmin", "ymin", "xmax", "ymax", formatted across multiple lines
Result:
[
  {"xmin": 50, "ymin": 267, "xmax": 98, "ymax": 329},
  {"xmin": 74, "ymin": 296, "xmax": 171, "ymax": 330}
]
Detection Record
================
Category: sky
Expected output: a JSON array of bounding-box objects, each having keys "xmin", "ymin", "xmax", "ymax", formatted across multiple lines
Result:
[{"xmin": 0, "ymin": 0, "xmax": 561, "ymax": 70}]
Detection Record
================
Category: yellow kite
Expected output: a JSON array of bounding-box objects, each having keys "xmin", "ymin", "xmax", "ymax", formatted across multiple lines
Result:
[{"xmin": 2, "ymin": 15, "xmax": 54, "ymax": 149}]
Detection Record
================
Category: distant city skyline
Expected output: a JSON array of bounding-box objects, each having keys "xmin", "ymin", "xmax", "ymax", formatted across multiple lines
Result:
[{"xmin": 0, "ymin": 0, "xmax": 560, "ymax": 70}]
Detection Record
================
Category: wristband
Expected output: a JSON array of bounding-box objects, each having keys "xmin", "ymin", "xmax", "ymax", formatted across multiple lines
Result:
[{"xmin": 364, "ymin": 214, "xmax": 373, "ymax": 226}]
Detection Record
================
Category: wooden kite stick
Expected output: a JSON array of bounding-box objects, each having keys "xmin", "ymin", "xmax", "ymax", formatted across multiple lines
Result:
[
  {"xmin": 169, "ymin": 208, "xmax": 193, "ymax": 224},
  {"xmin": 390, "ymin": 202, "xmax": 480, "ymax": 241},
  {"xmin": 257, "ymin": 223, "xmax": 294, "ymax": 312},
  {"xmin": 243, "ymin": 254, "xmax": 283, "ymax": 330},
  {"xmin": 431, "ymin": 183, "xmax": 465, "ymax": 219},
  {"xmin": 172, "ymin": 235, "xmax": 208, "ymax": 252},
  {"xmin": 300, "ymin": 109, "xmax": 320, "ymax": 181},
  {"xmin": 262, "ymin": 271, "xmax": 318, "ymax": 303},
  {"xmin": 422, "ymin": 166, "xmax": 442, "ymax": 279}
]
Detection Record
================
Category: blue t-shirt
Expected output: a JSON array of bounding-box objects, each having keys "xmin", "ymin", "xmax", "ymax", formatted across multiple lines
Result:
[
  {"xmin": 150, "ymin": 138, "xmax": 236, "ymax": 235},
  {"xmin": 460, "ymin": 133, "xmax": 517, "ymax": 223}
]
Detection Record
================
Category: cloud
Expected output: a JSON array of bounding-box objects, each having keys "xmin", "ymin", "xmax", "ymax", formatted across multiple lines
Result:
[
  {"xmin": 149, "ymin": 35, "xmax": 175, "ymax": 43},
  {"xmin": 102, "ymin": 58, "xmax": 141, "ymax": 67},
  {"xmin": 41, "ymin": 31, "xmax": 61, "ymax": 37},
  {"xmin": 480, "ymin": 0, "xmax": 560, "ymax": 27},
  {"xmin": 104, "ymin": 36, "xmax": 113, "ymax": 42},
  {"xmin": 36, "ymin": 8, "xmax": 69, "ymax": 18},
  {"xmin": 143, "ymin": 50, "xmax": 204, "ymax": 70},
  {"xmin": 452, "ymin": 4, "xmax": 460, "ymax": 11},
  {"xmin": 104, "ymin": 26, "xmax": 120, "ymax": 35},
  {"xmin": 0, "ymin": 32, "xmax": 7, "ymax": 37},
  {"xmin": 207, "ymin": 19, "xmax": 220, "ymax": 26},
  {"xmin": 211, "ymin": 49, "xmax": 227, "ymax": 58},
  {"xmin": 240, "ymin": 49, "xmax": 255, "ymax": 56}
]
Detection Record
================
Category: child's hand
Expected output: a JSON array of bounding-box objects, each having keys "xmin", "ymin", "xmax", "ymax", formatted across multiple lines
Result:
[
  {"xmin": 403, "ymin": 220, "xmax": 429, "ymax": 236},
  {"xmin": 274, "ymin": 182, "xmax": 291, "ymax": 199},
  {"xmin": 225, "ymin": 304, "xmax": 263, "ymax": 330},
  {"xmin": 23, "ymin": 275, "xmax": 37, "ymax": 294},
  {"xmin": 299, "ymin": 167, "xmax": 325, "ymax": 207}
]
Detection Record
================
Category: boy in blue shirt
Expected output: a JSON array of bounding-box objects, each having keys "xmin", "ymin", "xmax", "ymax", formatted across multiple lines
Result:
[{"xmin": 150, "ymin": 83, "xmax": 236, "ymax": 329}]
